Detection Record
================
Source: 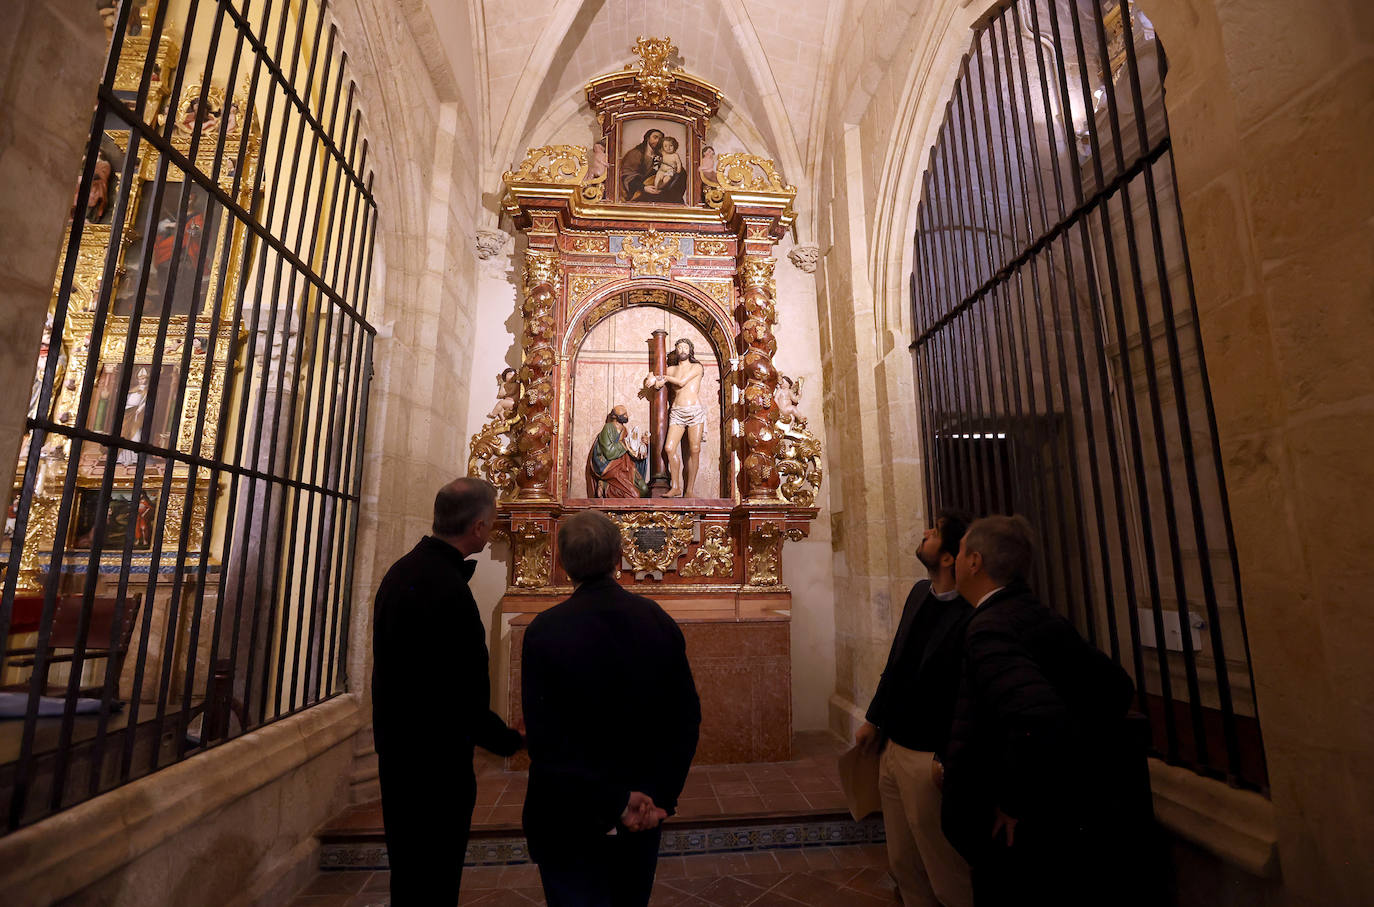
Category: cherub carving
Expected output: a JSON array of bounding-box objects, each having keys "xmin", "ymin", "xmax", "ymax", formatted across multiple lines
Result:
[
  {"xmin": 487, "ymin": 367, "xmax": 519, "ymax": 420},
  {"xmin": 774, "ymin": 374, "xmax": 806, "ymax": 428}
]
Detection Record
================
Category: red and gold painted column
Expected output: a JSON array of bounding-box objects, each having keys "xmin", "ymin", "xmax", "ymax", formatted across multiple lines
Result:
[
  {"xmin": 513, "ymin": 250, "xmax": 560, "ymax": 500},
  {"xmin": 738, "ymin": 254, "xmax": 780, "ymax": 501}
]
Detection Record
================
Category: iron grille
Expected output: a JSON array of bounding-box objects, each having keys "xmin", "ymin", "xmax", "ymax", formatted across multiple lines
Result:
[
  {"xmin": 0, "ymin": 0, "xmax": 377, "ymax": 831},
  {"xmin": 910, "ymin": 0, "xmax": 1264, "ymax": 788}
]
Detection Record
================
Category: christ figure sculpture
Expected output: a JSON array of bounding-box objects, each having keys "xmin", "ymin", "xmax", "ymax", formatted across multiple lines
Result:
[{"xmin": 646, "ymin": 338, "xmax": 706, "ymax": 497}]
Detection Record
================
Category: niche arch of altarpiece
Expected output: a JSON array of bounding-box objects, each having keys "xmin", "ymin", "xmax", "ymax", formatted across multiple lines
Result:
[{"xmin": 563, "ymin": 279, "xmax": 739, "ymax": 502}]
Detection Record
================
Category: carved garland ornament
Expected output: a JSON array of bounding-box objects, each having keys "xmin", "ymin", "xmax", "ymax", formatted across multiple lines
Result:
[
  {"xmin": 609, "ymin": 511, "xmax": 695, "ymax": 578},
  {"xmin": 679, "ymin": 525, "xmax": 735, "ymax": 578},
  {"xmin": 512, "ymin": 520, "xmax": 552, "ymax": 588}
]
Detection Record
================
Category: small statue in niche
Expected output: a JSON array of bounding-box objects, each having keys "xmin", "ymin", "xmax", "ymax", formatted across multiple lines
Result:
[
  {"xmin": 647, "ymin": 338, "xmax": 706, "ymax": 497},
  {"xmin": 486, "ymin": 368, "xmax": 519, "ymax": 420},
  {"xmin": 586, "ymin": 405, "xmax": 649, "ymax": 498},
  {"xmin": 774, "ymin": 374, "xmax": 806, "ymax": 428}
]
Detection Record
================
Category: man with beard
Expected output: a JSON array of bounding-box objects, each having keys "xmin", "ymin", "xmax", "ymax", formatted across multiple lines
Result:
[
  {"xmin": 586, "ymin": 404, "xmax": 649, "ymax": 498},
  {"xmin": 620, "ymin": 128, "xmax": 664, "ymax": 201},
  {"xmin": 855, "ymin": 510, "xmax": 975, "ymax": 907}
]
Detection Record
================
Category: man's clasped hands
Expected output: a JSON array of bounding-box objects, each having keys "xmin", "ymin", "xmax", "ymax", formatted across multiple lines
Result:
[{"xmin": 620, "ymin": 791, "xmax": 669, "ymax": 832}]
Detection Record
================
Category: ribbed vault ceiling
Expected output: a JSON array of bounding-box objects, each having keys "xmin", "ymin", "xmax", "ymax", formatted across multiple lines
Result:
[{"xmin": 462, "ymin": 0, "xmax": 834, "ymax": 192}]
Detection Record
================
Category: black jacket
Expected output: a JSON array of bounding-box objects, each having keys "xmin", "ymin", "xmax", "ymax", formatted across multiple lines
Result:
[
  {"xmin": 371, "ymin": 536, "xmax": 521, "ymax": 763},
  {"xmin": 941, "ymin": 582, "xmax": 1135, "ymax": 861},
  {"xmin": 521, "ymin": 576, "xmax": 701, "ymax": 861},
  {"xmin": 865, "ymin": 580, "xmax": 972, "ymax": 754}
]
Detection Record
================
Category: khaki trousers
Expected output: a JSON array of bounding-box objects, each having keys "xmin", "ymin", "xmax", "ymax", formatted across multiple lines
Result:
[{"xmin": 878, "ymin": 742, "xmax": 974, "ymax": 907}]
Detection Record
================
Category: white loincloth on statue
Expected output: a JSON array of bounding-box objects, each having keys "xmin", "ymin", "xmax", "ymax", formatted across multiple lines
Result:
[{"xmin": 669, "ymin": 402, "xmax": 708, "ymax": 440}]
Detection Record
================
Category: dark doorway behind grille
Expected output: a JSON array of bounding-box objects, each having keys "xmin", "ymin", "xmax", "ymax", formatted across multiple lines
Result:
[
  {"xmin": 910, "ymin": 0, "xmax": 1265, "ymax": 789},
  {"xmin": 0, "ymin": 0, "xmax": 378, "ymax": 831}
]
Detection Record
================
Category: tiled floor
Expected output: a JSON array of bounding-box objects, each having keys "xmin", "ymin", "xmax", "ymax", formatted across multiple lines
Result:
[
  {"xmin": 322, "ymin": 732, "xmax": 851, "ymax": 837},
  {"xmin": 289, "ymin": 844, "xmax": 898, "ymax": 906}
]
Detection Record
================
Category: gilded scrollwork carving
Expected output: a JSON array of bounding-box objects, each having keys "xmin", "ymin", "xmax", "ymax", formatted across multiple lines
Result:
[
  {"xmin": 694, "ymin": 239, "xmax": 729, "ymax": 257},
  {"xmin": 569, "ymin": 235, "xmax": 611, "ymax": 253},
  {"xmin": 679, "ymin": 525, "xmax": 735, "ymax": 578},
  {"xmin": 682, "ymin": 278, "xmax": 732, "ymax": 314},
  {"xmin": 772, "ymin": 374, "xmax": 823, "ymax": 507},
  {"xmin": 504, "ymin": 145, "xmax": 590, "ymax": 186},
  {"xmin": 512, "ymin": 520, "xmax": 552, "ymax": 588},
  {"xmin": 608, "ymin": 511, "xmax": 694, "ymax": 578},
  {"xmin": 467, "ymin": 413, "xmax": 520, "ymax": 501},
  {"xmin": 776, "ymin": 426, "xmax": 823, "ymax": 508},
  {"xmin": 746, "ymin": 521, "xmax": 802, "ymax": 587},
  {"xmin": 570, "ymin": 274, "xmax": 616, "ymax": 304},
  {"xmin": 628, "ymin": 36, "xmax": 679, "ymax": 106},
  {"xmin": 714, "ymin": 154, "xmax": 794, "ymax": 194},
  {"xmin": 617, "ymin": 229, "xmax": 681, "ymax": 278}
]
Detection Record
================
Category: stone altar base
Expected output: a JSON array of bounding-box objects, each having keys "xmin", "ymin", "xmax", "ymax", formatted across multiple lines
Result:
[{"xmin": 503, "ymin": 593, "xmax": 792, "ymax": 766}]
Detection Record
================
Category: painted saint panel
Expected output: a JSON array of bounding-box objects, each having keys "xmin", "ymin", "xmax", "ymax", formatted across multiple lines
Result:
[{"xmin": 617, "ymin": 118, "xmax": 690, "ymax": 205}]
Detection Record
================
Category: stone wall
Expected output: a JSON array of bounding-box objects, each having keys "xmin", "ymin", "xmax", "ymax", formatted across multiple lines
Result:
[
  {"xmin": 811, "ymin": 0, "xmax": 1374, "ymax": 902},
  {"xmin": 0, "ymin": 0, "xmax": 485, "ymax": 902},
  {"xmin": 0, "ymin": 1, "xmax": 105, "ymax": 522},
  {"xmin": 810, "ymin": 0, "xmax": 982, "ymax": 739},
  {"xmin": 1142, "ymin": 0, "xmax": 1374, "ymax": 902}
]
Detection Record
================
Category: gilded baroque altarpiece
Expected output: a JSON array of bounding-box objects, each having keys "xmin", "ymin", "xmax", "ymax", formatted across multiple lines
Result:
[
  {"xmin": 469, "ymin": 37, "xmax": 823, "ymax": 607},
  {"xmin": 5, "ymin": 30, "xmax": 257, "ymax": 601}
]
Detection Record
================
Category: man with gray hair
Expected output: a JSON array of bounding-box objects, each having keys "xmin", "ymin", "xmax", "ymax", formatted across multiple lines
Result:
[
  {"xmin": 522, "ymin": 509, "xmax": 700, "ymax": 906},
  {"xmin": 941, "ymin": 515, "xmax": 1138, "ymax": 906},
  {"xmin": 371, "ymin": 477, "xmax": 523, "ymax": 904}
]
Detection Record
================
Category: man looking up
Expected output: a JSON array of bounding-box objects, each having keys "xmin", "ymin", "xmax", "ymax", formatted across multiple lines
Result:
[
  {"xmin": 942, "ymin": 515, "xmax": 1138, "ymax": 906},
  {"xmin": 371, "ymin": 477, "xmax": 523, "ymax": 905},
  {"xmin": 522, "ymin": 509, "xmax": 701, "ymax": 906},
  {"xmin": 856, "ymin": 510, "xmax": 975, "ymax": 907}
]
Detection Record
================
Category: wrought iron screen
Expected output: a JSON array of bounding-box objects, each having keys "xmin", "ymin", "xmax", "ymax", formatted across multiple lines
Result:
[
  {"xmin": 910, "ymin": 0, "xmax": 1264, "ymax": 788},
  {"xmin": 0, "ymin": 0, "xmax": 377, "ymax": 831}
]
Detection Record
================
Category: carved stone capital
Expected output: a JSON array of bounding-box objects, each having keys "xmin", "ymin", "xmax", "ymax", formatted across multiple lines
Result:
[
  {"xmin": 787, "ymin": 244, "xmax": 820, "ymax": 273},
  {"xmin": 474, "ymin": 229, "xmax": 510, "ymax": 261}
]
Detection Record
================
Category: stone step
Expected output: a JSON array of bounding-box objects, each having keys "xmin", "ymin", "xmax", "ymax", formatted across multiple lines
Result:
[{"xmin": 319, "ymin": 808, "xmax": 885, "ymax": 870}]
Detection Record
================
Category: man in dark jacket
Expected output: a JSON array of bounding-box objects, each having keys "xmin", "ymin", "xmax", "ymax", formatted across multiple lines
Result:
[
  {"xmin": 371, "ymin": 477, "xmax": 523, "ymax": 905},
  {"xmin": 942, "ymin": 515, "xmax": 1138, "ymax": 906},
  {"xmin": 522, "ymin": 509, "xmax": 701, "ymax": 907},
  {"xmin": 855, "ymin": 510, "xmax": 974, "ymax": 907}
]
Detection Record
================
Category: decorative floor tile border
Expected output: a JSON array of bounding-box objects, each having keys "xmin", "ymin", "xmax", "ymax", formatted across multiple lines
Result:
[{"xmin": 319, "ymin": 817, "xmax": 886, "ymax": 870}]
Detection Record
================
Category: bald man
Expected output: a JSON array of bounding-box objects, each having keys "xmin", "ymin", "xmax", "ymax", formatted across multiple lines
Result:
[{"xmin": 372, "ymin": 477, "xmax": 524, "ymax": 905}]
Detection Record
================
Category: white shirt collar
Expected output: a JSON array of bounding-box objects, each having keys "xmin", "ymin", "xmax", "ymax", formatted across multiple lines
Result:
[
  {"xmin": 932, "ymin": 586, "xmax": 960, "ymax": 601},
  {"xmin": 975, "ymin": 586, "xmax": 1006, "ymax": 608}
]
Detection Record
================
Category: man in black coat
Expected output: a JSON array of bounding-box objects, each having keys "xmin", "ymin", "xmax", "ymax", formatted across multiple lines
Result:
[
  {"xmin": 371, "ymin": 477, "xmax": 523, "ymax": 905},
  {"xmin": 941, "ymin": 515, "xmax": 1139, "ymax": 906},
  {"xmin": 855, "ymin": 510, "xmax": 975, "ymax": 907},
  {"xmin": 522, "ymin": 509, "xmax": 701, "ymax": 907}
]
